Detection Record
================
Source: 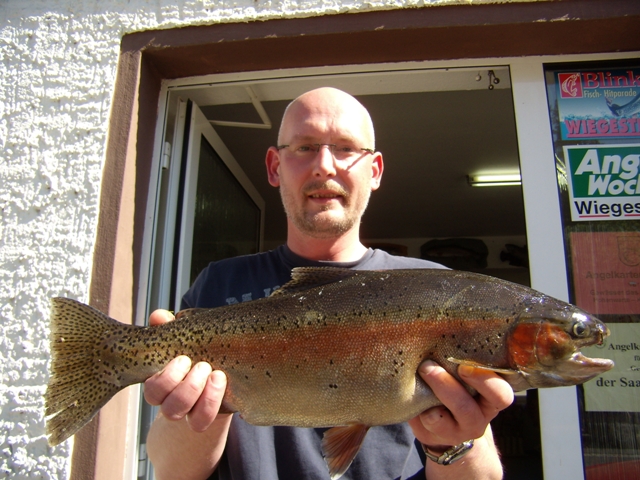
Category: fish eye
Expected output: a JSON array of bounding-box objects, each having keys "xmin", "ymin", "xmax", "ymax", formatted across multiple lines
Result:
[{"xmin": 572, "ymin": 321, "xmax": 590, "ymax": 337}]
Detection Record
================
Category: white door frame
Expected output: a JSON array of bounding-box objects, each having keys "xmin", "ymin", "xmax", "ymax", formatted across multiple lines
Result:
[{"xmin": 139, "ymin": 50, "xmax": 640, "ymax": 480}]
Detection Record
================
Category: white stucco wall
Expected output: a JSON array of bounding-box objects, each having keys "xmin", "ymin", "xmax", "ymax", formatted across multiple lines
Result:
[{"xmin": 0, "ymin": 0, "xmax": 536, "ymax": 479}]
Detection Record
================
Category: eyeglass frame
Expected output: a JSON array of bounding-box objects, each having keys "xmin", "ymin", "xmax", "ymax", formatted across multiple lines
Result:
[{"xmin": 276, "ymin": 143, "xmax": 375, "ymax": 158}]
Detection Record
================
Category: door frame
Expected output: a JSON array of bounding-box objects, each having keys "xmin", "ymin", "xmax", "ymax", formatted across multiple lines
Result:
[
  {"xmin": 78, "ymin": 5, "xmax": 640, "ymax": 478},
  {"xmin": 143, "ymin": 53, "xmax": 637, "ymax": 479}
]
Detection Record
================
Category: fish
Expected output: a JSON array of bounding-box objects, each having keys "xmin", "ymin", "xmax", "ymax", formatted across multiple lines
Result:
[
  {"xmin": 45, "ymin": 267, "xmax": 613, "ymax": 479},
  {"xmin": 605, "ymin": 93, "xmax": 640, "ymax": 117}
]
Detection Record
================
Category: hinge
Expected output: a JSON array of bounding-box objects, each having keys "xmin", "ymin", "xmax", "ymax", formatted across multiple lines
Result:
[
  {"xmin": 162, "ymin": 141, "xmax": 171, "ymax": 170},
  {"xmin": 137, "ymin": 443, "xmax": 148, "ymax": 478}
]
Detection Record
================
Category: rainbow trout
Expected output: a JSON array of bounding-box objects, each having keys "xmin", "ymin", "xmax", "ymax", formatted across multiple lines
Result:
[{"xmin": 46, "ymin": 268, "xmax": 613, "ymax": 478}]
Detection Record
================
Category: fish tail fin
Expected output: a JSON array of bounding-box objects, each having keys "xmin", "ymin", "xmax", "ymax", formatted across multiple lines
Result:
[{"xmin": 45, "ymin": 297, "xmax": 130, "ymax": 446}]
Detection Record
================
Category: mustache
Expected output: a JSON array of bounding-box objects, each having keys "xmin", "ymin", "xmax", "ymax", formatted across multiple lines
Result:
[{"xmin": 302, "ymin": 181, "xmax": 349, "ymax": 198}]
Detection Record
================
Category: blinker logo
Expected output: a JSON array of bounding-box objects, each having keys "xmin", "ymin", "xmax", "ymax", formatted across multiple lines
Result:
[{"xmin": 559, "ymin": 73, "xmax": 583, "ymax": 98}]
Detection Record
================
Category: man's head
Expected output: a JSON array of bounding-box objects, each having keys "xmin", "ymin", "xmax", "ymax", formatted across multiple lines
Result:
[{"xmin": 266, "ymin": 87, "xmax": 383, "ymax": 241}]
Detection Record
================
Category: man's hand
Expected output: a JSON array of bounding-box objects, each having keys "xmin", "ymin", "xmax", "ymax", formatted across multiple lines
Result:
[
  {"xmin": 409, "ymin": 360, "xmax": 513, "ymax": 448},
  {"xmin": 143, "ymin": 309, "xmax": 229, "ymax": 431},
  {"xmin": 145, "ymin": 309, "xmax": 232, "ymax": 480},
  {"xmin": 409, "ymin": 360, "xmax": 513, "ymax": 480}
]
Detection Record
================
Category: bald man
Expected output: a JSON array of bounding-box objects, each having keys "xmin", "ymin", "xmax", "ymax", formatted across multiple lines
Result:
[{"xmin": 146, "ymin": 88, "xmax": 512, "ymax": 480}]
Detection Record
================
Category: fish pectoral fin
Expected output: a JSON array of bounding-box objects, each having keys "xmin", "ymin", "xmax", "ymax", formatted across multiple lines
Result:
[
  {"xmin": 321, "ymin": 424, "xmax": 370, "ymax": 480},
  {"xmin": 447, "ymin": 357, "xmax": 517, "ymax": 375},
  {"xmin": 174, "ymin": 308, "xmax": 208, "ymax": 321}
]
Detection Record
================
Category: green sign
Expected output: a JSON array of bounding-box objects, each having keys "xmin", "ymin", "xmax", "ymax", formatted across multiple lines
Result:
[{"xmin": 565, "ymin": 144, "xmax": 640, "ymax": 221}]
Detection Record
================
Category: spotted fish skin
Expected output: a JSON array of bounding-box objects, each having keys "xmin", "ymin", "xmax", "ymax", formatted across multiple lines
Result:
[{"xmin": 45, "ymin": 268, "xmax": 613, "ymax": 476}]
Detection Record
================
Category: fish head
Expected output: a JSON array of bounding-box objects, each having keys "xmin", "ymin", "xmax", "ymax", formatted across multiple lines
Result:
[{"xmin": 505, "ymin": 301, "xmax": 614, "ymax": 390}]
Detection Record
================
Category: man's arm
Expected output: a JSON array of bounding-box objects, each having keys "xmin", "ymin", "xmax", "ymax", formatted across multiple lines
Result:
[
  {"xmin": 409, "ymin": 361, "xmax": 514, "ymax": 480},
  {"xmin": 145, "ymin": 310, "xmax": 232, "ymax": 480}
]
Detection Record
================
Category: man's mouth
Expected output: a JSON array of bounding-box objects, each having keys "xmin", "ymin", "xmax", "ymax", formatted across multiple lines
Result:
[
  {"xmin": 309, "ymin": 192, "xmax": 342, "ymax": 199},
  {"xmin": 304, "ymin": 182, "xmax": 349, "ymax": 203}
]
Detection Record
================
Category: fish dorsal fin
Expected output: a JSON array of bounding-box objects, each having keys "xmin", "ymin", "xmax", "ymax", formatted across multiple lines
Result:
[
  {"xmin": 321, "ymin": 424, "xmax": 370, "ymax": 480},
  {"xmin": 270, "ymin": 267, "xmax": 357, "ymax": 297},
  {"xmin": 174, "ymin": 308, "xmax": 208, "ymax": 321}
]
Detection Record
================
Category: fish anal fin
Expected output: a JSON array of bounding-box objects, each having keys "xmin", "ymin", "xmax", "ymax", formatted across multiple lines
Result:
[
  {"xmin": 447, "ymin": 357, "xmax": 517, "ymax": 375},
  {"xmin": 321, "ymin": 424, "xmax": 370, "ymax": 480},
  {"xmin": 175, "ymin": 308, "xmax": 208, "ymax": 321}
]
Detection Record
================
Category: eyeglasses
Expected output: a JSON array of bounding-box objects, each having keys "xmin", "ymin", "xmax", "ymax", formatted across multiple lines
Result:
[{"xmin": 276, "ymin": 143, "xmax": 374, "ymax": 161}]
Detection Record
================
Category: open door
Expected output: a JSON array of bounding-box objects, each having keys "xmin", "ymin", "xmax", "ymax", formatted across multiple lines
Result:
[
  {"xmin": 172, "ymin": 100, "xmax": 265, "ymax": 309},
  {"xmin": 138, "ymin": 97, "xmax": 264, "ymax": 479},
  {"xmin": 149, "ymin": 98, "xmax": 264, "ymax": 313}
]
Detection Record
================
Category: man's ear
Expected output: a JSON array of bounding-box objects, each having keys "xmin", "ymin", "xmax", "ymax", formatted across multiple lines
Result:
[
  {"xmin": 370, "ymin": 152, "xmax": 384, "ymax": 191},
  {"xmin": 265, "ymin": 146, "xmax": 281, "ymax": 187}
]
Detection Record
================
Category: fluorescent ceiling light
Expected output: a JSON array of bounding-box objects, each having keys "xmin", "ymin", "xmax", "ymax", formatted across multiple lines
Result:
[{"xmin": 468, "ymin": 173, "xmax": 521, "ymax": 187}]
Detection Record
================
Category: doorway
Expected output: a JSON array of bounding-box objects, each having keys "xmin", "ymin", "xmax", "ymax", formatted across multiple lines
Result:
[{"xmin": 144, "ymin": 65, "xmax": 537, "ymax": 479}]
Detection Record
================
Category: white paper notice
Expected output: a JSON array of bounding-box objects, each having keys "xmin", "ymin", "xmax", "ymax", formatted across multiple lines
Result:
[{"xmin": 583, "ymin": 323, "xmax": 640, "ymax": 412}]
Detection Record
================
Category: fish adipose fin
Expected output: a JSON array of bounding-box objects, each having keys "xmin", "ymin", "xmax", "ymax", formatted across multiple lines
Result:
[
  {"xmin": 45, "ymin": 298, "xmax": 136, "ymax": 446},
  {"xmin": 321, "ymin": 424, "xmax": 370, "ymax": 480},
  {"xmin": 447, "ymin": 357, "xmax": 517, "ymax": 375},
  {"xmin": 175, "ymin": 308, "xmax": 208, "ymax": 320},
  {"xmin": 271, "ymin": 267, "xmax": 358, "ymax": 296}
]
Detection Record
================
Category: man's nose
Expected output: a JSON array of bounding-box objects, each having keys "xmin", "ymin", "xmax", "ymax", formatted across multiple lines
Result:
[{"xmin": 312, "ymin": 144, "xmax": 337, "ymax": 177}]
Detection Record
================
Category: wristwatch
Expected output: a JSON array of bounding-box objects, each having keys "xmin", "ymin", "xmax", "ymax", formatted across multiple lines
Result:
[{"xmin": 421, "ymin": 439, "xmax": 475, "ymax": 466}]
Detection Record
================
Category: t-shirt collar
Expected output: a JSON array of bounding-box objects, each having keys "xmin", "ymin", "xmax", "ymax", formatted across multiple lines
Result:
[{"xmin": 279, "ymin": 244, "xmax": 374, "ymax": 270}]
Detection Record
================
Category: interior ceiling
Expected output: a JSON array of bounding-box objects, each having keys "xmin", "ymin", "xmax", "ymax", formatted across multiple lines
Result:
[{"xmin": 180, "ymin": 67, "xmax": 527, "ymax": 243}]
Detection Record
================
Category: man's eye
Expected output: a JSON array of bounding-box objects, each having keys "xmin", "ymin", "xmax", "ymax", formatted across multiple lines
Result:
[
  {"xmin": 296, "ymin": 144, "xmax": 314, "ymax": 153},
  {"xmin": 335, "ymin": 145, "xmax": 356, "ymax": 153}
]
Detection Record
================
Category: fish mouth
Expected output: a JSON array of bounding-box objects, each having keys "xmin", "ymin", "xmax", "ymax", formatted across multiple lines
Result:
[
  {"xmin": 566, "ymin": 351, "xmax": 614, "ymax": 376},
  {"xmin": 533, "ymin": 352, "xmax": 614, "ymax": 388}
]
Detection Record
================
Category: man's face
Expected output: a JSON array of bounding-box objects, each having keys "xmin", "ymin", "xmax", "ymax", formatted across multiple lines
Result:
[{"xmin": 266, "ymin": 91, "xmax": 383, "ymax": 239}]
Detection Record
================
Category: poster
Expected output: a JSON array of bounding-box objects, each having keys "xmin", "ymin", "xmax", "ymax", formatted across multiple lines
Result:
[
  {"xmin": 570, "ymin": 231, "xmax": 640, "ymax": 315},
  {"xmin": 564, "ymin": 144, "xmax": 640, "ymax": 221},
  {"xmin": 583, "ymin": 323, "xmax": 640, "ymax": 413},
  {"xmin": 556, "ymin": 68, "xmax": 640, "ymax": 140}
]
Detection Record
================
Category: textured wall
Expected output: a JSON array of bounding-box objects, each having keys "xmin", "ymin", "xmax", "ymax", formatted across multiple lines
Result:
[{"xmin": 0, "ymin": 0, "xmax": 522, "ymax": 478}]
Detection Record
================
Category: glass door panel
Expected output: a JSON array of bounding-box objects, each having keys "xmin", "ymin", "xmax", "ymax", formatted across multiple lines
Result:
[{"xmin": 190, "ymin": 135, "xmax": 262, "ymax": 285}]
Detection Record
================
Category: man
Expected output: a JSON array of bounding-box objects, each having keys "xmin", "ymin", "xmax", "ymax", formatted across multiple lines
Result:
[{"xmin": 145, "ymin": 87, "xmax": 513, "ymax": 479}]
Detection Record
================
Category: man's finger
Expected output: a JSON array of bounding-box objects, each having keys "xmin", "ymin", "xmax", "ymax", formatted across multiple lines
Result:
[
  {"xmin": 418, "ymin": 361, "xmax": 481, "ymax": 423},
  {"xmin": 160, "ymin": 361, "xmax": 213, "ymax": 421},
  {"xmin": 149, "ymin": 309, "xmax": 175, "ymax": 327},
  {"xmin": 186, "ymin": 370, "xmax": 228, "ymax": 432},
  {"xmin": 414, "ymin": 360, "xmax": 488, "ymax": 444},
  {"xmin": 458, "ymin": 365, "xmax": 514, "ymax": 420},
  {"xmin": 144, "ymin": 355, "xmax": 193, "ymax": 406}
]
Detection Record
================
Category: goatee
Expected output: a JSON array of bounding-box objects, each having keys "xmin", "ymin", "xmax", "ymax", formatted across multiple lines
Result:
[{"xmin": 280, "ymin": 181, "xmax": 370, "ymax": 239}]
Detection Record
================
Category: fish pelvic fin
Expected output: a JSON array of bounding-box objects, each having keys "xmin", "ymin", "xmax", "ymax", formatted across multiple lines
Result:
[
  {"xmin": 322, "ymin": 424, "xmax": 370, "ymax": 480},
  {"xmin": 45, "ymin": 298, "xmax": 133, "ymax": 446}
]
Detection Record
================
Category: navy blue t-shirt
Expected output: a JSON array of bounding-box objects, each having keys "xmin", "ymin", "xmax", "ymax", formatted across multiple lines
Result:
[{"xmin": 182, "ymin": 245, "xmax": 446, "ymax": 480}]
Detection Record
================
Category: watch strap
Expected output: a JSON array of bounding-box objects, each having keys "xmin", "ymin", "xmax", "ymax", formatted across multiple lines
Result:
[{"xmin": 421, "ymin": 439, "xmax": 475, "ymax": 466}]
